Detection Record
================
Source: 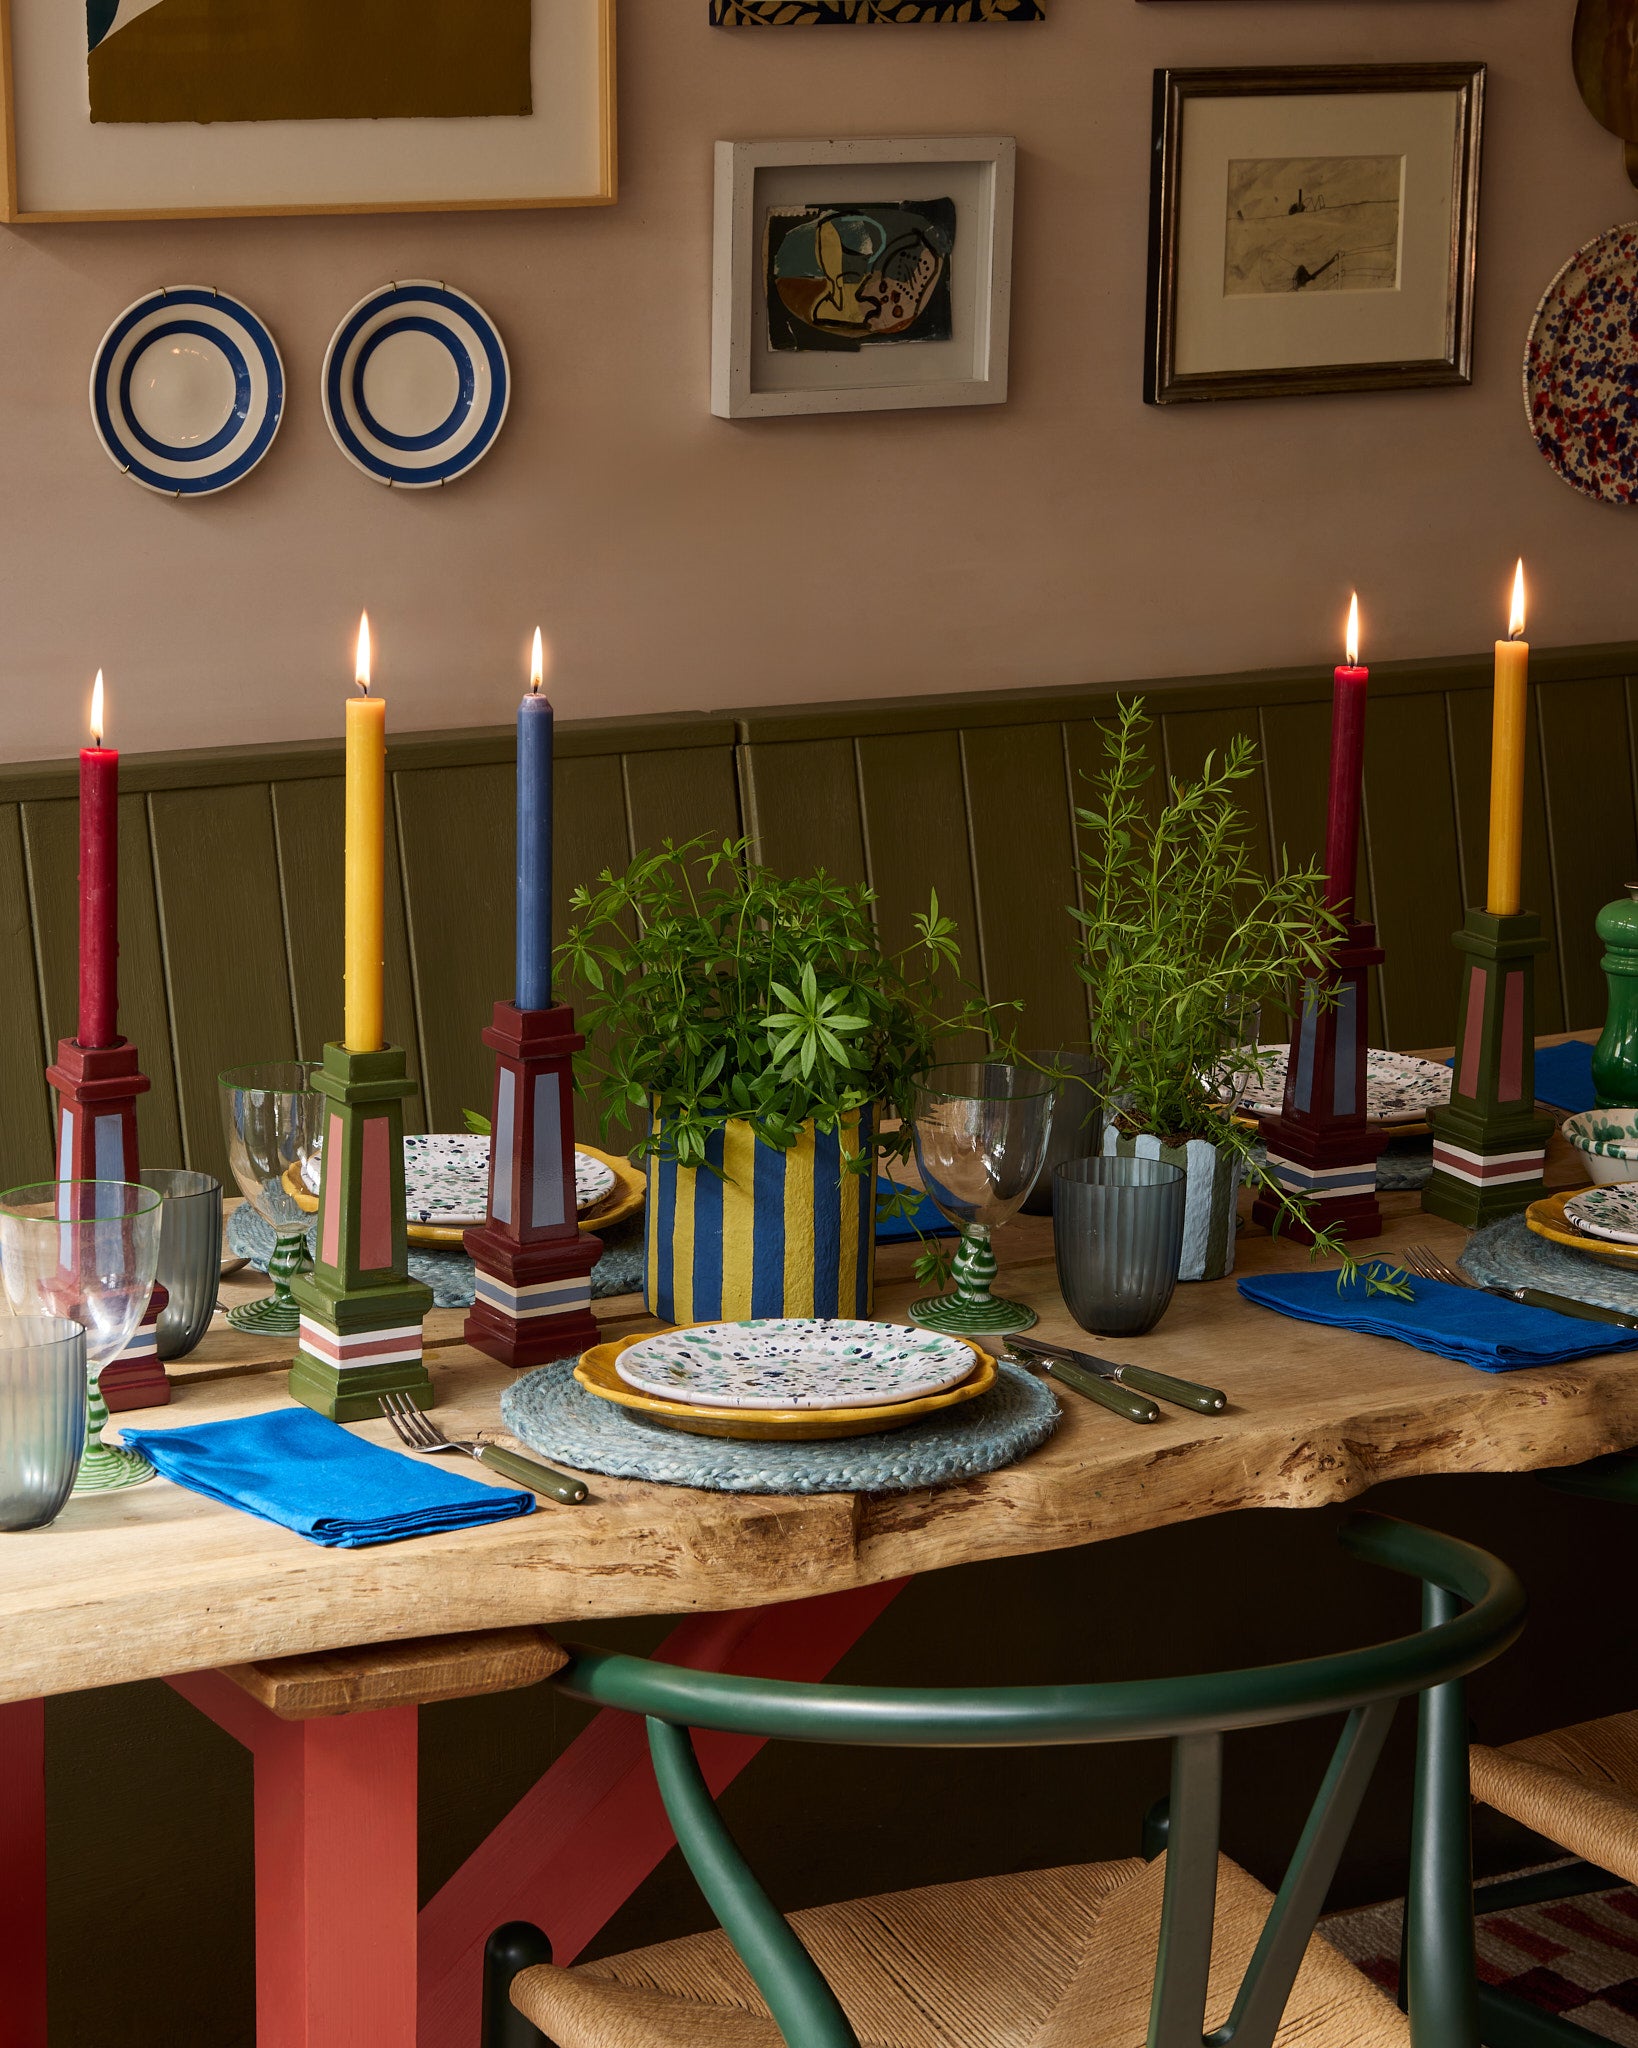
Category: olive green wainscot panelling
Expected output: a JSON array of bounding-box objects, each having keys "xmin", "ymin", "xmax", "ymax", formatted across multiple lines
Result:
[{"xmin": 0, "ymin": 643, "xmax": 1633, "ymax": 1192}]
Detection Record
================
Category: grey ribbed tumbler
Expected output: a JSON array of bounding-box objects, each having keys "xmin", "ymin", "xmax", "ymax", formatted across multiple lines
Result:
[
  {"xmin": 140, "ymin": 1169, "xmax": 223, "ymax": 1361},
  {"xmin": 1053, "ymin": 1156, "xmax": 1186, "ymax": 1338},
  {"xmin": 0, "ymin": 1316, "xmax": 88, "ymax": 1530}
]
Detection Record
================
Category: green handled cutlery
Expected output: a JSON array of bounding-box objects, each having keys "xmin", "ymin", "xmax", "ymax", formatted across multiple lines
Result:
[{"xmin": 1006, "ymin": 1334, "xmax": 1228, "ymax": 1423}]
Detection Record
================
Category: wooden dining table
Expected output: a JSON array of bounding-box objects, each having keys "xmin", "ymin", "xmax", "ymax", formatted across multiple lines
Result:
[{"xmin": 3, "ymin": 1041, "xmax": 1631, "ymax": 2048}]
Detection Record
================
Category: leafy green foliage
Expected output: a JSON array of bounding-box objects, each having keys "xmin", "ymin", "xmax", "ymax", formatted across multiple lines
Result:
[{"xmin": 555, "ymin": 838, "xmax": 1007, "ymax": 1172}]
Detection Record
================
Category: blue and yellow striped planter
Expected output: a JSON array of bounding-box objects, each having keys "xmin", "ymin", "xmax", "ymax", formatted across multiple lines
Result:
[{"xmin": 644, "ymin": 1110, "xmax": 875, "ymax": 1325}]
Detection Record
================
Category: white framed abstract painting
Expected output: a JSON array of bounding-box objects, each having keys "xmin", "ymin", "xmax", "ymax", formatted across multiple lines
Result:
[
  {"xmin": 0, "ymin": 0, "xmax": 616, "ymax": 222},
  {"xmin": 711, "ymin": 135, "xmax": 1016, "ymax": 419}
]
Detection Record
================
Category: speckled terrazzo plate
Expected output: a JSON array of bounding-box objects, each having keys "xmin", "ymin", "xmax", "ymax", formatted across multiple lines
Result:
[
  {"xmin": 1236, "ymin": 1046, "xmax": 1451, "ymax": 1126},
  {"xmin": 1526, "ymin": 1191, "xmax": 1638, "ymax": 1268},
  {"xmin": 294, "ymin": 1135, "xmax": 618, "ymax": 1227},
  {"xmin": 616, "ymin": 1317, "xmax": 981, "ymax": 1410},
  {"xmin": 1526, "ymin": 222, "xmax": 1638, "ymax": 505},
  {"xmin": 1564, "ymin": 1183, "xmax": 1638, "ymax": 1247}
]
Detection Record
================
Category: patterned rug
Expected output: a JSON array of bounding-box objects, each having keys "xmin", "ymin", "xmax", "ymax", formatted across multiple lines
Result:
[{"xmin": 1325, "ymin": 1866, "xmax": 1638, "ymax": 2043}]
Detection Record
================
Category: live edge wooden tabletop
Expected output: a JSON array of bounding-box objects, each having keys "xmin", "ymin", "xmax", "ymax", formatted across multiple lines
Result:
[{"xmin": 2, "ymin": 1058, "xmax": 1625, "ymax": 1709}]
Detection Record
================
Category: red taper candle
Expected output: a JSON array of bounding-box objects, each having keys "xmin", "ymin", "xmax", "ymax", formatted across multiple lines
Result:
[
  {"xmin": 78, "ymin": 670, "xmax": 118, "ymax": 1050},
  {"xmin": 1323, "ymin": 593, "xmax": 1369, "ymax": 916}
]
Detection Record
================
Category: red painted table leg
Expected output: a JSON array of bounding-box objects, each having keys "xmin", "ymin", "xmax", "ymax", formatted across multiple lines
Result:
[
  {"xmin": 0, "ymin": 1699, "xmax": 47, "ymax": 2048},
  {"xmin": 417, "ymin": 1579, "xmax": 907, "ymax": 2048},
  {"xmin": 169, "ymin": 1672, "xmax": 419, "ymax": 2048}
]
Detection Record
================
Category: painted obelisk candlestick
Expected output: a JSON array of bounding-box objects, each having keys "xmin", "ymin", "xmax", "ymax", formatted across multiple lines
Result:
[
  {"xmin": 1251, "ymin": 596, "xmax": 1388, "ymax": 1243},
  {"xmin": 49, "ymin": 670, "xmax": 169, "ymax": 1412},
  {"xmin": 466, "ymin": 630, "xmax": 601, "ymax": 1369},
  {"xmin": 1424, "ymin": 563, "xmax": 1552, "ymax": 1225},
  {"xmin": 289, "ymin": 616, "xmax": 433, "ymax": 1422}
]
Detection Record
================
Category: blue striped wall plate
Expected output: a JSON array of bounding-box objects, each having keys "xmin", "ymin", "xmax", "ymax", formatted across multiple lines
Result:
[
  {"xmin": 322, "ymin": 280, "xmax": 510, "ymax": 489},
  {"xmin": 90, "ymin": 287, "xmax": 284, "ymax": 497}
]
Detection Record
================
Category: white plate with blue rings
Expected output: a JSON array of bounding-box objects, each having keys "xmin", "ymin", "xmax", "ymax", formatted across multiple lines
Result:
[
  {"xmin": 323, "ymin": 280, "xmax": 510, "ymax": 489},
  {"xmin": 90, "ymin": 287, "xmax": 284, "ymax": 497}
]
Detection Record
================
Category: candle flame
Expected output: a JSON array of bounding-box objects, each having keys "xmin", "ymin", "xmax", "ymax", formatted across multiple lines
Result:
[
  {"xmin": 1510, "ymin": 558, "xmax": 1527, "ymax": 640},
  {"xmin": 355, "ymin": 612, "xmax": 372, "ymax": 695},
  {"xmin": 89, "ymin": 670, "xmax": 104, "ymax": 747},
  {"xmin": 1345, "ymin": 592, "xmax": 1360, "ymax": 668},
  {"xmin": 530, "ymin": 627, "xmax": 546, "ymax": 694}
]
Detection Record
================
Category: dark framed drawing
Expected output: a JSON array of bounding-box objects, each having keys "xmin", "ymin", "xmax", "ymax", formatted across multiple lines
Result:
[{"xmin": 1145, "ymin": 63, "xmax": 1485, "ymax": 404}]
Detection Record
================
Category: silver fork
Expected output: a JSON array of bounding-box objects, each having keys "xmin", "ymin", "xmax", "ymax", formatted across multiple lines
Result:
[
  {"xmin": 377, "ymin": 1390, "xmax": 588, "ymax": 1504},
  {"xmin": 1401, "ymin": 1243, "xmax": 1638, "ymax": 1330}
]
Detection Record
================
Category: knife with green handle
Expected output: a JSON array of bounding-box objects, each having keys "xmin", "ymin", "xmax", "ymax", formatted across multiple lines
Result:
[
  {"xmin": 1017, "ymin": 1349, "xmax": 1160, "ymax": 1423},
  {"xmin": 1489, "ymin": 1285, "xmax": 1638, "ymax": 1331},
  {"xmin": 1008, "ymin": 1334, "xmax": 1228, "ymax": 1414}
]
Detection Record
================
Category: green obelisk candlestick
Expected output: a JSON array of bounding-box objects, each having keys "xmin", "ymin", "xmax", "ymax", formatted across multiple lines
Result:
[
  {"xmin": 1422, "ymin": 910, "xmax": 1553, "ymax": 1227},
  {"xmin": 288, "ymin": 1042, "xmax": 433, "ymax": 1422}
]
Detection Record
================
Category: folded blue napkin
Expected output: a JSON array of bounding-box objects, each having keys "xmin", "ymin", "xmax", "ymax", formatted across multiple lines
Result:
[
  {"xmin": 1534, "ymin": 1038, "xmax": 1597, "ymax": 1114},
  {"xmin": 1237, "ymin": 1269, "xmax": 1638, "ymax": 1372},
  {"xmin": 874, "ymin": 1177, "xmax": 959, "ymax": 1245},
  {"xmin": 121, "ymin": 1406, "xmax": 535, "ymax": 1547}
]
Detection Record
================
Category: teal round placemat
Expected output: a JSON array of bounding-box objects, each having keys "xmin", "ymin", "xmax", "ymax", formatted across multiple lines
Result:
[
  {"xmin": 1460, "ymin": 1213, "xmax": 1638, "ymax": 1315},
  {"xmin": 499, "ymin": 1357, "xmax": 1060, "ymax": 1494}
]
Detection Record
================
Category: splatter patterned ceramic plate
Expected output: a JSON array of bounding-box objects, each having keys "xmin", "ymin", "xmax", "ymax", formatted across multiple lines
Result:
[
  {"xmin": 1526, "ymin": 1192, "xmax": 1638, "ymax": 1268},
  {"xmin": 1235, "ymin": 1046, "xmax": 1451, "ymax": 1125},
  {"xmin": 1564, "ymin": 1183, "xmax": 1638, "ymax": 1247},
  {"xmin": 294, "ymin": 1136, "xmax": 618, "ymax": 1225},
  {"xmin": 1525, "ymin": 223, "xmax": 1638, "ymax": 505},
  {"xmin": 616, "ymin": 1317, "xmax": 981, "ymax": 1410}
]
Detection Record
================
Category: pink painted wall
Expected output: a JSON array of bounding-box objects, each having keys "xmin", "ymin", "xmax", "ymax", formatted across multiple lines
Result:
[{"xmin": 0, "ymin": 0, "xmax": 1627, "ymax": 761}]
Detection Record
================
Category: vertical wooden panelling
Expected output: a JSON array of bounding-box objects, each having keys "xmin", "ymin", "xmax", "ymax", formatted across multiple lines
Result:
[
  {"xmin": 0, "ymin": 806, "xmax": 52, "ymax": 1185},
  {"xmin": 1447, "ymin": 685, "xmax": 1563, "ymax": 1035},
  {"xmin": 270, "ymin": 778, "xmax": 423, "ymax": 1130},
  {"xmin": 620, "ymin": 745, "xmax": 742, "ymax": 859},
  {"xmin": 19, "ymin": 792, "xmax": 184, "ymax": 1169},
  {"xmin": 1540, "ymin": 677, "xmax": 1638, "ymax": 1029},
  {"xmin": 557, "ymin": 754, "xmax": 644, "ymax": 1154},
  {"xmin": 960, "ymin": 723, "xmax": 1087, "ymax": 1046},
  {"xmin": 1360, "ymin": 694, "xmax": 1464, "ymax": 1050},
  {"xmin": 148, "ymin": 786, "xmax": 297, "ymax": 1178},
  {"xmin": 1260, "ymin": 699, "xmax": 1383, "ymax": 1046},
  {"xmin": 738, "ymin": 740, "xmax": 867, "ymax": 884},
  {"xmin": 1159, "ymin": 707, "xmax": 1274, "ymax": 880},
  {"xmin": 392, "ymin": 764, "xmax": 514, "ymax": 1135}
]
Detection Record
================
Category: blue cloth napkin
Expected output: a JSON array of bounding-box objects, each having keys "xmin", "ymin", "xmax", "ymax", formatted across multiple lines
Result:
[
  {"xmin": 1534, "ymin": 1038, "xmax": 1597, "ymax": 1114},
  {"xmin": 121, "ymin": 1406, "xmax": 536, "ymax": 1548},
  {"xmin": 1237, "ymin": 1268, "xmax": 1638, "ymax": 1372},
  {"xmin": 874, "ymin": 1177, "xmax": 959, "ymax": 1244}
]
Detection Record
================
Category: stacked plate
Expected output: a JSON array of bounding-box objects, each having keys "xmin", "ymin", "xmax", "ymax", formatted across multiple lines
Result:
[
  {"xmin": 575, "ymin": 1318, "xmax": 997, "ymax": 1442},
  {"xmin": 1234, "ymin": 1046, "xmax": 1451, "ymax": 1130}
]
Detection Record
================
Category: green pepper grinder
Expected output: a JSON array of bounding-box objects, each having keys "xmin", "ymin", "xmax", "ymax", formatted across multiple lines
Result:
[{"xmin": 1594, "ymin": 884, "xmax": 1638, "ymax": 1108}]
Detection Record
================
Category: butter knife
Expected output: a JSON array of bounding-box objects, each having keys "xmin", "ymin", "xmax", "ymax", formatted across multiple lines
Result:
[
  {"xmin": 1477, "ymin": 1284, "xmax": 1638, "ymax": 1331},
  {"xmin": 1008, "ymin": 1334, "xmax": 1228, "ymax": 1414}
]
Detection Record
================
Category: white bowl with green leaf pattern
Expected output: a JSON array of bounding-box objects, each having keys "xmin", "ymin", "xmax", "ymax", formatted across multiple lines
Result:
[{"xmin": 1565, "ymin": 1109, "xmax": 1638, "ymax": 1185}]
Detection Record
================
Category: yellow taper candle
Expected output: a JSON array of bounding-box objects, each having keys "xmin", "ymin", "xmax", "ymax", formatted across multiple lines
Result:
[
  {"xmin": 344, "ymin": 611, "xmax": 386, "ymax": 1051},
  {"xmin": 1486, "ymin": 560, "xmax": 1529, "ymax": 917}
]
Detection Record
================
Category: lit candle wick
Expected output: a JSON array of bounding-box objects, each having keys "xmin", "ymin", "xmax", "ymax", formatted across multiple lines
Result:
[
  {"xmin": 1509, "ymin": 558, "xmax": 1527, "ymax": 642},
  {"xmin": 90, "ymin": 669, "xmax": 104, "ymax": 748},
  {"xmin": 1345, "ymin": 592, "xmax": 1361, "ymax": 668},
  {"xmin": 355, "ymin": 611, "xmax": 372, "ymax": 697},
  {"xmin": 530, "ymin": 627, "xmax": 546, "ymax": 697}
]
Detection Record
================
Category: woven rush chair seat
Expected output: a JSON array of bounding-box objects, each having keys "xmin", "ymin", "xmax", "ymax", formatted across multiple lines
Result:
[
  {"xmin": 1471, "ymin": 1709, "xmax": 1638, "ymax": 1886},
  {"xmin": 514, "ymin": 1856, "xmax": 1408, "ymax": 2048}
]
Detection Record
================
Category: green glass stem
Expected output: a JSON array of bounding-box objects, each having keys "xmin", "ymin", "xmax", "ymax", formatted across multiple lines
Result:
[
  {"xmin": 73, "ymin": 1366, "xmax": 155, "ymax": 1493},
  {"xmin": 227, "ymin": 1225, "xmax": 312, "ymax": 1335},
  {"xmin": 908, "ymin": 1229, "xmax": 1038, "ymax": 1337}
]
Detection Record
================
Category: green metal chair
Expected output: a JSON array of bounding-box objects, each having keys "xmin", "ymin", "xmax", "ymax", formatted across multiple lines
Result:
[{"xmin": 482, "ymin": 1511, "xmax": 1523, "ymax": 2048}]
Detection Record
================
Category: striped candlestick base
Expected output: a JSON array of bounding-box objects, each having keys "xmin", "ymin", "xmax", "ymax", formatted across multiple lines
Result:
[
  {"xmin": 465, "ymin": 1003, "xmax": 603, "ymax": 1370},
  {"xmin": 1423, "ymin": 910, "xmax": 1554, "ymax": 1228},
  {"xmin": 288, "ymin": 1043, "xmax": 433, "ymax": 1423}
]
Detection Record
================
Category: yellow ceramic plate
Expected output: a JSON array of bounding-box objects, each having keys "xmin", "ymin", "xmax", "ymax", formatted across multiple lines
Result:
[
  {"xmin": 1525, "ymin": 1189, "xmax": 1638, "ymax": 1268},
  {"xmin": 574, "ymin": 1328, "xmax": 997, "ymax": 1441},
  {"xmin": 280, "ymin": 1142, "xmax": 645, "ymax": 1248}
]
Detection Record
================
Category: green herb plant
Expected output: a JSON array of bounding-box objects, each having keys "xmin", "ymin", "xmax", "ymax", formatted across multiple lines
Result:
[
  {"xmin": 554, "ymin": 839, "xmax": 1009, "ymax": 1259},
  {"xmin": 1071, "ymin": 698, "xmax": 1410, "ymax": 1298}
]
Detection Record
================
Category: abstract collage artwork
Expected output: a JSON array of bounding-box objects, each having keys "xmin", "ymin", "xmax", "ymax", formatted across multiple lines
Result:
[{"xmin": 764, "ymin": 200, "xmax": 955, "ymax": 351}]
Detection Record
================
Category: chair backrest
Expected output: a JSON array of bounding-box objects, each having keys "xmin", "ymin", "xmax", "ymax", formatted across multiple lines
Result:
[{"xmin": 553, "ymin": 1512, "xmax": 1524, "ymax": 2048}]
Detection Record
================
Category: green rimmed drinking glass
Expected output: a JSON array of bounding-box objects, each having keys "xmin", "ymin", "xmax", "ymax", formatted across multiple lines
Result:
[
  {"xmin": 907, "ymin": 1062, "xmax": 1053, "ymax": 1337},
  {"xmin": 0, "ymin": 1180, "xmax": 163, "ymax": 1493},
  {"xmin": 219, "ymin": 1062, "xmax": 323, "ymax": 1335}
]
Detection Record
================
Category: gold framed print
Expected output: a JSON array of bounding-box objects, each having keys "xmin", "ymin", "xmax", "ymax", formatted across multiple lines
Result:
[{"xmin": 0, "ymin": 0, "xmax": 616, "ymax": 222}]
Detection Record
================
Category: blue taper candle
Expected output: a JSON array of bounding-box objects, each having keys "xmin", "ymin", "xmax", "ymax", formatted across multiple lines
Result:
[{"xmin": 516, "ymin": 628, "xmax": 553, "ymax": 1011}]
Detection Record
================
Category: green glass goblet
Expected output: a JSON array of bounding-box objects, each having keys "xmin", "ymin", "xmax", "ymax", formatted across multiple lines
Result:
[
  {"xmin": 908, "ymin": 1062, "xmax": 1053, "ymax": 1337},
  {"xmin": 0, "ymin": 1179, "xmax": 163, "ymax": 1493},
  {"xmin": 219, "ymin": 1062, "xmax": 323, "ymax": 1335}
]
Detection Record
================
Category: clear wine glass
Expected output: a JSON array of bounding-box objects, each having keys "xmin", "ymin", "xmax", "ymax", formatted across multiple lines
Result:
[
  {"xmin": 0, "ymin": 1180, "xmax": 163, "ymax": 1493},
  {"xmin": 219, "ymin": 1062, "xmax": 324, "ymax": 1334},
  {"xmin": 908, "ymin": 1062, "xmax": 1053, "ymax": 1336}
]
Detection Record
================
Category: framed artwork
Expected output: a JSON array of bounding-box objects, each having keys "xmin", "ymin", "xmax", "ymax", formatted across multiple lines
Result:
[
  {"xmin": 711, "ymin": 135, "xmax": 1014, "ymax": 419},
  {"xmin": 710, "ymin": 3, "xmax": 1043, "ymax": 21},
  {"xmin": 1145, "ymin": 63, "xmax": 1485, "ymax": 404},
  {"xmin": 0, "ymin": 0, "xmax": 616, "ymax": 222}
]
